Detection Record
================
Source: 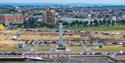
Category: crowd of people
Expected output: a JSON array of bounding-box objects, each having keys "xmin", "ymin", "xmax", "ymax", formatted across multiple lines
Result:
[{"xmin": 9, "ymin": 29, "xmax": 125, "ymax": 47}]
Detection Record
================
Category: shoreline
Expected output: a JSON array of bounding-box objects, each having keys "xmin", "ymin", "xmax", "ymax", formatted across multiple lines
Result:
[{"xmin": 0, "ymin": 55, "xmax": 124, "ymax": 63}]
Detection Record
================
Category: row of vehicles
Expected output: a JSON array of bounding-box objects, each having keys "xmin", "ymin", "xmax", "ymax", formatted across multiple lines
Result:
[{"xmin": 0, "ymin": 52, "xmax": 125, "ymax": 56}]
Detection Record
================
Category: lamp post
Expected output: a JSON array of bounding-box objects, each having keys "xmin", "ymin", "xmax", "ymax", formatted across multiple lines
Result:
[
  {"xmin": 55, "ymin": 16, "xmax": 70, "ymax": 52},
  {"xmin": 55, "ymin": 19, "xmax": 67, "ymax": 52},
  {"xmin": 58, "ymin": 20, "xmax": 65, "ymax": 48}
]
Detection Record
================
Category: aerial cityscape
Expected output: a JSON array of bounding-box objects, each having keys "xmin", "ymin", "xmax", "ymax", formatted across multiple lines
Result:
[{"xmin": 0, "ymin": 0, "xmax": 125, "ymax": 63}]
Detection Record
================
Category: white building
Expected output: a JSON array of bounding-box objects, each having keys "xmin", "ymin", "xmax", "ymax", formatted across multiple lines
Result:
[{"xmin": 60, "ymin": 17, "xmax": 85, "ymax": 23}]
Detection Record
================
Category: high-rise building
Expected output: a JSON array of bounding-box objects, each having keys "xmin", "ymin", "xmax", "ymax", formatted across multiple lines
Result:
[
  {"xmin": 0, "ymin": 14, "xmax": 24, "ymax": 25},
  {"xmin": 43, "ymin": 9, "xmax": 56, "ymax": 24}
]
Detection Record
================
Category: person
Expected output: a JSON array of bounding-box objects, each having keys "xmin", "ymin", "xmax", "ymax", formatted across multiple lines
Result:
[{"xmin": 80, "ymin": 40, "xmax": 84, "ymax": 46}]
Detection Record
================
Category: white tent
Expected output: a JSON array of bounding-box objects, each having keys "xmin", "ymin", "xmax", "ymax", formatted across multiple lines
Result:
[{"xmin": 11, "ymin": 36, "xmax": 18, "ymax": 40}]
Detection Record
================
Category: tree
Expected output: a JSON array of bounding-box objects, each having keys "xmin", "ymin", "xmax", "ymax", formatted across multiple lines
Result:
[
  {"xmin": 99, "ymin": 20, "xmax": 105, "ymax": 26},
  {"xmin": 111, "ymin": 20, "xmax": 115, "ymax": 26},
  {"xmin": 90, "ymin": 21, "xmax": 93, "ymax": 27},
  {"xmin": 121, "ymin": 20, "xmax": 125, "ymax": 25},
  {"xmin": 75, "ymin": 20, "xmax": 79, "ymax": 27},
  {"xmin": 71, "ymin": 21, "xmax": 77, "ymax": 27},
  {"xmin": 78, "ymin": 21, "xmax": 83, "ymax": 27},
  {"xmin": 63, "ymin": 21, "xmax": 70, "ymax": 25},
  {"xmin": 103, "ymin": 20, "xmax": 107, "ymax": 27},
  {"xmin": 106, "ymin": 20, "xmax": 111, "ymax": 26},
  {"xmin": 83, "ymin": 21, "xmax": 89, "ymax": 27},
  {"xmin": 63, "ymin": 21, "xmax": 70, "ymax": 27},
  {"xmin": 93, "ymin": 20, "xmax": 99, "ymax": 26},
  {"xmin": 23, "ymin": 17, "xmax": 56, "ymax": 28},
  {"xmin": 116, "ymin": 21, "xmax": 120, "ymax": 26}
]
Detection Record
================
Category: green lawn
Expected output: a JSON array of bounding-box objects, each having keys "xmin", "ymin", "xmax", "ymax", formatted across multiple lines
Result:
[
  {"xmin": 94, "ymin": 45, "xmax": 125, "ymax": 53},
  {"xmin": 33, "ymin": 25, "xmax": 125, "ymax": 31},
  {"xmin": 34, "ymin": 27, "xmax": 57, "ymax": 31},
  {"xmin": 0, "ymin": 42, "xmax": 124, "ymax": 52},
  {"xmin": 65, "ymin": 25, "xmax": 125, "ymax": 31}
]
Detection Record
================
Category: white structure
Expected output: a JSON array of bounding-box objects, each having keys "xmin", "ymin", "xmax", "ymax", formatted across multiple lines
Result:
[
  {"xmin": 56, "ymin": 20, "xmax": 70, "ymax": 52},
  {"xmin": 10, "ymin": 35, "xmax": 18, "ymax": 40},
  {"xmin": 60, "ymin": 17, "xmax": 84, "ymax": 23}
]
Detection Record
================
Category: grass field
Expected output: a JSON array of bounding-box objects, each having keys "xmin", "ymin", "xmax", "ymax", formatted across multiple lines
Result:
[
  {"xmin": 65, "ymin": 25, "xmax": 125, "ymax": 31},
  {"xmin": 31, "ymin": 25, "xmax": 125, "ymax": 31},
  {"xmin": 0, "ymin": 44, "xmax": 86, "ymax": 52},
  {"xmin": 0, "ymin": 25, "xmax": 125, "ymax": 52},
  {"xmin": 0, "ymin": 40, "xmax": 23, "ymax": 52},
  {"xmin": 94, "ymin": 45, "xmax": 125, "ymax": 53}
]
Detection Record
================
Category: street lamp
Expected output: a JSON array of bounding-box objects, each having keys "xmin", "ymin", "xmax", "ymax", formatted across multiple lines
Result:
[
  {"xmin": 56, "ymin": 20, "xmax": 65, "ymax": 51},
  {"xmin": 56, "ymin": 19, "xmax": 70, "ymax": 52}
]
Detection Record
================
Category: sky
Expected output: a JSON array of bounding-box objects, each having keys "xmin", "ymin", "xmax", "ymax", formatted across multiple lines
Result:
[{"xmin": 0, "ymin": 0, "xmax": 125, "ymax": 5}]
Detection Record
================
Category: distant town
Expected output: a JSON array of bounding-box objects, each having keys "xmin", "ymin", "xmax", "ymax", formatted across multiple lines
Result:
[{"xmin": 0, "ymin": 4, "xmax": 125, "ymax": 29}]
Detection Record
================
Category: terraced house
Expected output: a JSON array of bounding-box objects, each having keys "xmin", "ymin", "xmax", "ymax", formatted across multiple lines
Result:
[{"xmin": 0, "ymin": 14, "xmax": 24, "ymax": 25}]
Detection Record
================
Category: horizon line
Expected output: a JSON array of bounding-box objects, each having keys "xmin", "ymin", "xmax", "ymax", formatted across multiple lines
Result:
[{"xmin": 0, "ymin": 2, "xmax": 125, "ymax": 6}]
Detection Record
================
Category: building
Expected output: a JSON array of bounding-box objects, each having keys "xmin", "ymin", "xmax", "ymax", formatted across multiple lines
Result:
[
  {"xmin": 0, "ymin": 14, "xmax": 24, "ymax": 25},
  {"xmin": 112, "ymin": 16, "xmax": 117, "ymax": 21},
  {"xmin": 33, "ymin": 12, "xmax": 43, "ymax": 22},
  {"xmin": 43, "ymin": 9, "xmax": 56, "ymax": 23},
  {"xmin": 60, "ymin": 17, "xmax": 85, "ymax": 23}
]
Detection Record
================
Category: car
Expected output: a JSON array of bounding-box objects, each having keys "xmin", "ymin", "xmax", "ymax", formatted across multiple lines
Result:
[{"xmin": 95, "ymin": 52, "xmax": 102, "ymax": 55}]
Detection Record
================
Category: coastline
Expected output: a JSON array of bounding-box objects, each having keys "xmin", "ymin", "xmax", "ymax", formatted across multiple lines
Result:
[{"xmin": 0, "ymin": 54, "xmax": 124, "ymax": 63}]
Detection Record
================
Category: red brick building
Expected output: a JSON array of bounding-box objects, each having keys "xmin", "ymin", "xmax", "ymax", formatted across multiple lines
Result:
[{"xmin": 0, "ymin": 14, "xmax": 24, "ymax": 25}]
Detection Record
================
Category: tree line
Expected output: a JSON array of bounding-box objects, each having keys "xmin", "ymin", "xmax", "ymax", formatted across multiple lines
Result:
[
  {"xmin": 63, "ymin": 20, "xmax": 125, "ymax": 28},
  {"xmin": 22, "ymin": 18, "xmax": 125, "ymax": 28}
]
